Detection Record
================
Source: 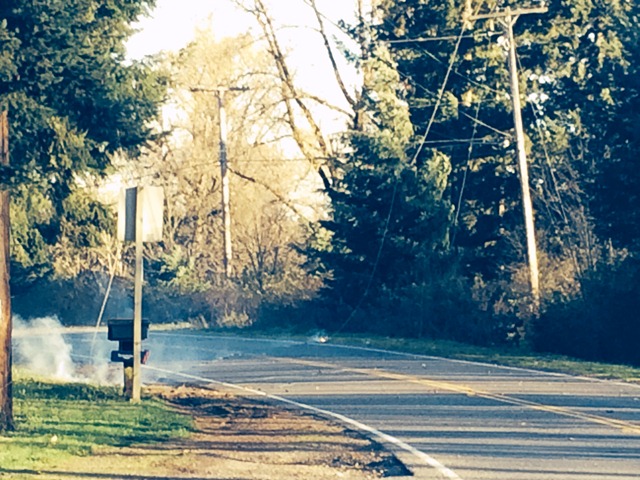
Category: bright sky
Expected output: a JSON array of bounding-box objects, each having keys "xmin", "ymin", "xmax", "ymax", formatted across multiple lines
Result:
[
  {"xmin": 127, "ymin": 0, "xmax": 358, "ymax": 132},
  {"xmin": 127, "ymin": 0, "xmax": 356, "ymax": 57},
  {"xmin": 127, "ymin": 0, "xmax": 246, "ymax": 57}
]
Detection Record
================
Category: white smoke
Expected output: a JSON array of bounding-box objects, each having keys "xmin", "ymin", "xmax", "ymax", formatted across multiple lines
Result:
[
  {"xmin": 14, "ymin": 316, "xmax": 76, "ymax": 380},
  {"xmin": 86, "ymin": 331, "xmax": 119, "ymax": 385},
  {"xmin": 13, "ymin": 315, "xmax": 118, "ymax": 385}
]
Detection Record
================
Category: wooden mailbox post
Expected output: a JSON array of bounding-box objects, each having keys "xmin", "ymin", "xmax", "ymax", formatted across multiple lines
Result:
[{"xmin": 115, "ymin": 186, "xmax": 163, "ymax": 401}]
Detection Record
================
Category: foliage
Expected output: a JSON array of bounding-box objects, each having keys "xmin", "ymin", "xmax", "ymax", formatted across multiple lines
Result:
[
  {"xmin": 134, "ymin": 28, "xmax": 324, "ymax": 325},
  {"xmin": 527, "ymin": 0, "xmax": 640, "ymax": 256},
  {"xmin": 299, "ymin": 0, "xmax": 640, "ymax": 356},
  {"xmin": 11, "ymin": 272, "xmax": 118, "ymax": 325},
  {"xmin": 353, "ymin": 0, "xmax": 540, "ymax": 339},
  {"xmin": 59, "ymin": 190, "xmax": 114, "ymax": 249},
  {"xmin": 6, "ymin": 0, "xmax": 640, "ymax": 365},
  {"xmin": 0, "ymin": 0, "xmax": 165, "ymax": 281},
  {"xmin": 378, "ymin": 0, "xmax": 523, "ymax": 272},
  {"xmin": 9, "ymin": 185, "xmax": 54, "ymax": 285},
  {"xmin": 344, "ymin": 0, "xmax": 640, "ymax": 346},
  {"xmin": 533, "ymin": 255, "xmax": 640, "ymax": 366},
  {"xmin": 8, "ymin": 184, "xmax": 116, "ymax": 288},
  {"xmin": 313, "ymin": 3, "xmax": 507, "ymax": 341},
  {"xmin": 518, "ymin": 0, "xmax": 640, "ymax": 360}
]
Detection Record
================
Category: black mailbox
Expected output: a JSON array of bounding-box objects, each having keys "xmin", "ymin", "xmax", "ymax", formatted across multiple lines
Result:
[
  {"xmin": 107, "ymin": 318, "xmax": 150, "ymax": 364},
  {"xmin": 107, "ymin": 318, "xmax": 149, "ymax": 341}
]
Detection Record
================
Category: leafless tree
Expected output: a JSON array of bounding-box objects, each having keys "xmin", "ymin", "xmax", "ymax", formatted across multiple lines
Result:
[{"xmin": 231, "ymin": 0, "xmax": 364, "ymax": 188}]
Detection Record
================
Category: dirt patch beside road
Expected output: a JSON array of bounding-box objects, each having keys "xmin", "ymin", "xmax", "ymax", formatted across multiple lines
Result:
[{"xmin": 40, "ymin": 384, "xmax": 408, "ymax": 479}]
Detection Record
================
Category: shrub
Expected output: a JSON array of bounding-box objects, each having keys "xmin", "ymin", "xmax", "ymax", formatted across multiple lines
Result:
[{"xmin": 532, "ymin": 257, "xmax": 640, "ymax": 366}]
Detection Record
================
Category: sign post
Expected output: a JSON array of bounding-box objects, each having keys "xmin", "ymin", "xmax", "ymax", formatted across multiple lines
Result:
[
  {"xmin": 117, "ymin": 186, "xmax": 163, "ymax": 401},
  {"xmin": 132, "ymin": 187, "xmax": 144, "ymax": 401}
]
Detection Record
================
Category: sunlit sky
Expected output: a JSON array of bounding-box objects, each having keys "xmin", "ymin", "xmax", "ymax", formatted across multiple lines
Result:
[
  {"xmin": 127, "ymin": 0, "xmax": 248, "ymax": 58},
  {"xmin": 127, "ymin": 0, "xmax": 358, "ymax": 134},
  {"xmin": 127, "ymin": 0, "xmax": 356, "ymax": 56}
]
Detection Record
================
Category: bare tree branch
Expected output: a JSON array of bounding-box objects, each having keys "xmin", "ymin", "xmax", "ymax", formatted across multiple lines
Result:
[
  {"xmin": 307, "ymin": 0, "xmax": 357, "ymax": 110},
  {"xmin": 232, "ymin": 0, "xmax": 338, "ymax": 188},
  {"xmin": 297, "ymin": 92, "xmax": 354, "ymax": 118},
  {"xmin": 230, "ymin": 166, "xmax": 319, "ymax": 231}
]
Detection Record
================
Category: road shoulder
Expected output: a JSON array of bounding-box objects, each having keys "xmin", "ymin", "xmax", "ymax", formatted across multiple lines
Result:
[{"xmin": 18, "ymin": 384, "xmax": 409, "ymax": 480}]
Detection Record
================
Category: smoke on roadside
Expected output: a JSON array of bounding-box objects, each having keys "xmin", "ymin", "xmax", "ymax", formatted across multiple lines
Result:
[{"xmin": 13, "ymin": 315, "xmax": 118, "ymax": 385}]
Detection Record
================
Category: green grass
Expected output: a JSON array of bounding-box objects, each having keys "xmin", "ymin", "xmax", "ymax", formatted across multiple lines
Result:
[{"xmin": 1, "ymin": 374, "xmax": 193, "ymax": 471}]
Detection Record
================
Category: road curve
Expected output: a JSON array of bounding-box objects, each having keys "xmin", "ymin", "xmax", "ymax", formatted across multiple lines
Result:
[{"xmin": 68, "ymin": 331, "xmax": 640, "ymax": 480}]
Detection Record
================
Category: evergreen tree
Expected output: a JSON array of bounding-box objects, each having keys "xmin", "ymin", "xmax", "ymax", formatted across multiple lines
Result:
[
  {"xmin": 321, "ymin": 35, "xmax": 457, "ymax": 336},
  {"xmin": 363, "ymin": 0, "xmax": 625, "ymax": 330},
  {"xmin": 0, "ymin": 0, "xmax": 164, "ymax": 431},
  {"xmin": 374, "ymin": 0, "xmax": 531, "ymax": 319},
  {"xmin": 524, "ymin": 0, "xmax": 640, "ymax": 362},
  {"xmin": 528, "ymin": 0, "xmax": 640, "ymax": 255},
  {"xmin": 0, "ymin": 0, "xmax": 165, "ymax": 280},
  {"xmin": 324, "ymin": 0, "xmax": 640, "ymax": 346}
]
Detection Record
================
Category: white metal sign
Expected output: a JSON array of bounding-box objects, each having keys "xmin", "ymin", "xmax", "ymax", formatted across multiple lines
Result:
[{"xmin": 117, "ymin": 186, "xmax": 164, "ymax": 242}]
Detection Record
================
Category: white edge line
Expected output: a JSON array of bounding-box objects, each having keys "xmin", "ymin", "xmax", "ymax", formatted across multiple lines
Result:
[{"xmin": 145, "ymin": 364, "xmax": 463, "ymax": 480}]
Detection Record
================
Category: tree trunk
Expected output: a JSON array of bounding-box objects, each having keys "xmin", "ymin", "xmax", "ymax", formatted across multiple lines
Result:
[{"xmin": 0, "ymin": 110, "xmax": 13, "ymax": 431}]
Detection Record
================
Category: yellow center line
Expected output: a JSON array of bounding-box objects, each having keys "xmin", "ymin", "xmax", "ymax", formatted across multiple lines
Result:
[{"xmin": 275, "ymin": 357, "xmax": 640, "ymax": 435}]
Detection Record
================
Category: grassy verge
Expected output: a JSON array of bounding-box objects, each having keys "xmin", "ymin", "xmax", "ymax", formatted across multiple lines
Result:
[{"xmin": 0, "ymin": 373, "xmax": 193, "ymax": 471}]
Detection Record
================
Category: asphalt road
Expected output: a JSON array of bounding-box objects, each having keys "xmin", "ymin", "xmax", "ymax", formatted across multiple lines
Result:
[{"xmin": 66, "ymin": 331, "xmax": 640, "ymax": 479}]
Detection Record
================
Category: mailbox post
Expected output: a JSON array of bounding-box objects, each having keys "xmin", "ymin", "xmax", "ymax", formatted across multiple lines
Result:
[
  {"xmin": 114, "ymin": 186, "xmax": 163, "ymax": 401},
  {"xmin": 107, "ymin": 318, "xmax": 150, "ymax": 396}
]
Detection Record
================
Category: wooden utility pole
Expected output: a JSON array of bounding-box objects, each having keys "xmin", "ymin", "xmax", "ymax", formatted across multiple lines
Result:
[
  {"xmin": 191, "ymin": 87, "xmax": 247, "ymax": 279},
  {"xmin": 217, "ymin": 90, "xmax": 233, "ymax": 278},
  {"xmin": 468, "ymin": 6, "xmax": 547, "ymax": 315},
  {"xmin": 0, "ymin": 110, "xmax": 13, "ymax": 431}
]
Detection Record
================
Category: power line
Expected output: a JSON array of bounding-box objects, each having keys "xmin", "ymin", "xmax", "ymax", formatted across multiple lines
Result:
[
  {"xmin": 410, "ymin": 24, "xmax": 468, "ymax": 164},
  {"xmin": 515, "ymin": 55, "xmax": 571, "ymax": 228},
  {"xmin": 451, "ymin": 60, "xmax": 489, "ymax": 248},
  {"xmin": 365, "ymin": 27, "xmax": 510, "ymax": 143},
  {"xmin": 379, "ymin": 2, "xmax": 505, "ymax": 97},
  {"xmin": 303, "ymin": 0, "xmax": 508, "ymax": 133},
  {"xmin": 514, "ymin": 53, "xmax": 587, "ymax": 281},
  {"xmin": 388, "ymin": 31, "xmax": 500, "ymax": 44},
  {"xmin": 334, "ymin": 23, "xmax": 468, "ymax": 335}
]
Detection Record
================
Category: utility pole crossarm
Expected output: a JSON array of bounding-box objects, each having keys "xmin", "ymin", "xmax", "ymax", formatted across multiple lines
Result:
[{"xmin": 468, "ymin": 6, "xmax": 548, "ymax": 22}]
